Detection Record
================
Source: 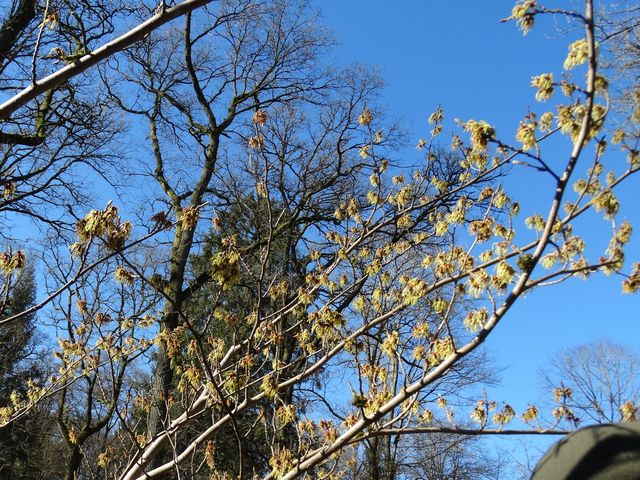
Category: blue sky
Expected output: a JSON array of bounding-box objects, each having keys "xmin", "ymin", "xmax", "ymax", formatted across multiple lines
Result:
[{"xmin": 319, "ymin": 0, "xmax": 640, "ymax": 459}]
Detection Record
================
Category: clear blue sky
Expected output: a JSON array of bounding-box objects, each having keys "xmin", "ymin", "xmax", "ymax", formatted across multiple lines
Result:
[{"xmin": 318, "ymin": 0, "xmax": 640, "ymax": 461}]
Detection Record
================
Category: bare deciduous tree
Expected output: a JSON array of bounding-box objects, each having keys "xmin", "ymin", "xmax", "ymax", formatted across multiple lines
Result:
[{"xmin": 542, "ymin": 340, "xmax": 640, "ymax": 425}]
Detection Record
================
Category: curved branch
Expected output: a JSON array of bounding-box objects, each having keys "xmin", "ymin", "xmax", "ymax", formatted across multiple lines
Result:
[{"xmin": 0, "ymin": 0, "xmax": 214, "ymax": 120}]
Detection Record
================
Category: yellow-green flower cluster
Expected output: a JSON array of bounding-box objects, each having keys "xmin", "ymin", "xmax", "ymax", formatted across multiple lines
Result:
[
  {"xmin": 309, "ymin": 307, "xmax": 344, "ymax": 346},
  {"xmin": 75, "ymin": 203, "xmax": 132, "ymax": 251},
  {"xmin": 622, "ymin": 263, "xmax": 640, "ymax": 294},
  {"xmin": 431, "ymin": 176, "xmax": 449, "ymax": 194},
  {"xmin": 553, "ymin": 386, "xmax": 572, "ymax": 402},
  {"xmin": 248, "ymin": 135, "xmax": 264, "ymax": 150},
  {"xmin": 261, "ymin": 374, "xmax": 279, "ymax": 399},
  {"xmin": 276, "ymin": 405, "xmax": 297, "ymax": 426},
  {"xmin": 114, "ymin": 265, "xmax": 135, "ymax": 285},
  {"xmin": 538, "ymin": 111, "xmax": 554, "ymax": 132},
  {"xmin": 177, "ymin": 364, "xmax": 201, "ymax": 392},
  {"xmin": 269, "ymin": 448, "xmax": 294, "ymax": 479},
  {"xmin": 620, "ymin": 402, "xmax": 638, "ymax": 421},
  {"xmin": 516, "ymin": 121, "xmax": 537, "ymax": 151},
  {"xmin": 426, "ymin": 337, "xmax": 454, "ymax": 367},
  {"xmin": 563, "ymin": 39, "xmax": 589, "ymax": 70},
  {"xmin": 592, "ymin": 189, "xmax": 619, "ymax": 219},
  {"xmin": 469, "ymin": 218, "xmax": 494, "ymax": 242},
  {"xmin": 470, "ymin": 400, "xmax": 487, "ymax": 424},
  {"xmin": 464, "ymin": 307, "xmax": 488, "ymax": 332},
  {"xmin": 594, "ymin": 75, "xmax": 609, "ymax": 93},
  {"xmin": 467, "ymin": 269, "xmax": 489, "ymax": 298},
  {"xmin": 412, "ymin": 322, "xmax": 430, "ymax": 339},
  {"xmin": 0, "ymin": 249, "xmax": 25, "ymax": 274},
  {"xmin": 358, "ymin": 108, "xmax": 373, "ymax": 126},
  {"xmin": 492, "ymin": 404, "xmax": 515, "ymax": 426},
  {"xmin": 180, "ymin": 205, "xmax": 200, "ymax": 229},
  {"xmin": 428, "ymin": 106, "xmax": 444, "ymax": 125},
  {"xmin": 3, "ymin": 182, "xmax": 16, "ymax": 199},
  {"xmin": 210, "ymin": 249, "xmax": 240, "ymax": 290},
  {"xmin": 521, "ymin": 405, "xmax": 539, "ymax": 423},
  {"xmin": 401, "ymin": 277, "xmax": 428, "ymax": 306},
  {"xmin": 381, "ymin": 330, "xmax": 399, "ymax": 357},
  {"xmin": 431, "ymin": 297, "xmax": 448, "ymax": 314},
  {"xmin": 492, "ymin": 261, "xmax": 515, "ymax": 291},
  {"xmin": 253, "ymin": 110, "xmax": 268, "ymax": 125},
  {"xmin": 525, "ymin": 213, "xmax": 545, "ymax": 231},
  {"xmin": 464, "ymin": 120, "xmax": 495, "ymax": 151},
  {"xmin": 510, "ymin": 0, "xmax": 537, "ymax": 34},
  {"xmin": 531, "ymin": 73, "xmax": 554, "ymax": 101},
  {"xmin": 207, "ymin": 337, "xmax": 226, "ymax": 363},
  {"xmin": 616, "ymin": 221, "xmax": 633, "ymax": 245}
]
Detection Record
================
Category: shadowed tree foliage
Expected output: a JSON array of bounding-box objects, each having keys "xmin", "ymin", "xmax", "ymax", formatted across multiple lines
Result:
[{"xmin": 0, "ymin": 265, "xmax": 65, "ymax": 479}]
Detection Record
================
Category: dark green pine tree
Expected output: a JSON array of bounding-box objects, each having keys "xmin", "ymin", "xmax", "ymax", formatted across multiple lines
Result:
[
  {"xmin": 0, "ymin": 265, "xmax": 64, "ymax": 480},
  {"xmin": 168, "ymin": 196, "xmax": 310, "ymax": 479}
]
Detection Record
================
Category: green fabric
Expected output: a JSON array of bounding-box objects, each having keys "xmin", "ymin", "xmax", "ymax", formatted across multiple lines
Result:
[{"xmin": 531, "ymin": 423, "xmax": 640, "ymax": 479}]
